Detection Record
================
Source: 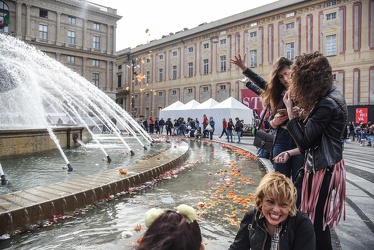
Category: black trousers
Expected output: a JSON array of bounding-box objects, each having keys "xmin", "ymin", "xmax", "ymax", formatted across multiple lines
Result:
[{"xmin": 220, "ymin": 129, "xmax": 227, "ymax": 137}]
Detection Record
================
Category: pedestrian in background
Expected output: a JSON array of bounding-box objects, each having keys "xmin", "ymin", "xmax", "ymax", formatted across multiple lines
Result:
[
  {"xmin": 219, "ymin": 118, "xmax": 228, "ymax": 139},
  {"xmin": 202, "ymin": 114, "xmax": 208, "ymax": 138},
  {"xmin": 227, "ymin": 118, "xmax": 234, "ymax": 143},
  {"xmin": 165, "ymin": 118, "xmax": 172, "ymax": 136},
  {"xmin": 159, "ymin": 118, "xmax": 165, "ymax": 134},
  {"xmin": 149, "ymin": 116, "xmax": 155, "ymax": 134},
  {"xmin": 208, "ymin": 117, "xmax": 215, "ymax": 140},
  {"xmin": 234, "ymin": 117, "xmax": 243, "ymax": 143}
]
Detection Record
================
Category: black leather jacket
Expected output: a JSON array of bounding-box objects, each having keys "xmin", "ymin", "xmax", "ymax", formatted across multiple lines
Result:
[
  {"xmin": 287, "ymin": 86, "xmax": 347, "ymax": 172},
  {"xmin": 228, "ymin": 209, "xmax": 315, "ymax": 250}
]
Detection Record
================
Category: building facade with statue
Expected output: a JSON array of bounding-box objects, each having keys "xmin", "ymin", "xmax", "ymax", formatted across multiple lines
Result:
[
  {"xmin": 0, "ymin": 0, "xmax": 121, "ymax": 99},
  {"xmin": 116, "ymin": 0, "xmax": 374, "ymax": 124}
]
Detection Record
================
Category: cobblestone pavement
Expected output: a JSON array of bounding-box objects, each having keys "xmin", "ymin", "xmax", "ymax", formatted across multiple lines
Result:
[{"xmin": 210, "ymin": 135, "xmax": 374, "ymax": 250}]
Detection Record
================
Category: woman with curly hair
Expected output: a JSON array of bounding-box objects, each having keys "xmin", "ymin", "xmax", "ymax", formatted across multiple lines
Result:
[
  {"xmin": 229, "ymin": 172, "xmax": 315, "ymax": 250},
  {"xmin": 282, "ymin": 51, "xmax": 347, "ymax": 250},
  {"xmin": 231, "ymin": 55, "xmax": 304, "ymax": 183}
]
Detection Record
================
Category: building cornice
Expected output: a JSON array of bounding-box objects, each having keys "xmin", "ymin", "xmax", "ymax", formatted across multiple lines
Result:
[{"xmin": 117, "ymin": 0, "xmax": 310, "ymax": 55}]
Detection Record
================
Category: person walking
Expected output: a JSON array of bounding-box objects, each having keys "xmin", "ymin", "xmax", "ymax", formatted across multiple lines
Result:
[
  {"xmin": 154, "ymin": 118, "xmax": 160, "ymax": 134},
  {"xmin": 142, "ymin": 119, "xmax": 148, "ymax": 133},
  {"xmin": 219, "ymin": 118, "xmax": 228, "ymax": 139},
  {"xmin": 202, "ymin": 114, "xmax": 208, "ymax": 138},
  {"xmin": 165, "ymin": 118, "xmax": 173, "ymax": 136},
  {"xmin": 159, "ymin": 118, "xmax": 165, "ymax": 134},
  {"xmin": 226, "ymin": 118, "xmax": 234, "ymax": 143},
  {"xmin": 149, "ymin": 116, "xmax": 155, "ymax": 134},
  {"xmin": 208, "ymin": 117, "xmax": 215, "ymax": 140},
  {"xmin": 234, "ymin": 117, "xmax": 243, "ymax": 143}
]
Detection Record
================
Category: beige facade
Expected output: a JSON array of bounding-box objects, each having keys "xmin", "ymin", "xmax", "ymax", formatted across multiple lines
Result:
[
  {"xmin": 0, "ymin": 0, "xmax": 121, "ymax": 99},
  {"xmin": 116, "ymin": 0, "xmax": 374, "ymax": 120}
]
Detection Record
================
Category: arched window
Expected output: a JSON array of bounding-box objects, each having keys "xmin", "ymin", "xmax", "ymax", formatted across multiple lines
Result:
[{"xmin": 0, "ymin": 1, "xmax": 10, "ymax": 33}]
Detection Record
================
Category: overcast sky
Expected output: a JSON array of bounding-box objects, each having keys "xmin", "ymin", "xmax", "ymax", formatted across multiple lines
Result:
[{"xmin": 88, "ymin": 0, "xmax": 278, "ymax": 51}]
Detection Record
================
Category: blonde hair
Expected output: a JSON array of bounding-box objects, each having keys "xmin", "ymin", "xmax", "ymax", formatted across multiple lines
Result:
[{"xmin": 254, "ymin": 172, "xmax": 297, "ymax": 216}]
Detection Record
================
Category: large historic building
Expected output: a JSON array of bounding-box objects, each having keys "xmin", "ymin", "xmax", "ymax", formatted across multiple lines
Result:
[
  {"xmin": 116, "ymin": 0, "xmax": 374, "ymax": 123},
  {"xmin": 0, "ymin": 0, "xmax": 121, "ymax": 99}
]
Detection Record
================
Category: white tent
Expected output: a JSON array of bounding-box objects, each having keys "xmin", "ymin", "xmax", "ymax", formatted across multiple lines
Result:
[
  {"xmin": 191, "ymin": 98, "xmax": 219, "ymax": 126},
  {"xmin": 211, "ymin": 97, "xmax": 254, "ymax": 135},
  {"xmin": 193, "ymin": 98, "xmax": 218, "ymax": 116},
  {"xmin": 158, "ymin": 98, "xmax": 253, "ymax": 135},
  {"xmin": 159, "ymin": 101, "xmax": 184, "ymax": 121},
  {"xmin": 176, "ymin": 100, "xmax": 200, "ymax": 120},
  {"xmin": 162, "ymin": 100, "xmax": 184, "ymax": 110}
]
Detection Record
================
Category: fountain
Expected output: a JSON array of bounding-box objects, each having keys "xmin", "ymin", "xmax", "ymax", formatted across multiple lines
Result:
[
  {"xmin": 0, "ymin": 34, "xmax": 194, "ymax": 236},
  {"xmin": 0, "ymin": 33, "xmax": 153, "ymax": 171}
]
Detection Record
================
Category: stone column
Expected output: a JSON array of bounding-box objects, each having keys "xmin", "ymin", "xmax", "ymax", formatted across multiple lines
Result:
[
  {"xmin": 82, "ymin": 57, "xmax": 87, "ymax": 79},
  {"xmin": 25, "ymin": 5, "xmax": 31, "ymax": 40},
  {"xmin": 56, "ymin": 12, "xmax": 61, "ymax": 45},
  {"xmin": 112, "ymin": 25, "xmax": 116, "ymax": 55},
  {"xmin": 111, "ymin": 61, "xmax": 116, "ymax": 91},
  {"xmin": 106, "ymin": 61, "xmax": 110, "ymax": 91},
  {"xmin": 15, "ymin": 1, "xmax": 22, "ymax": 38},
  {"xmin": 83, "ymin": 19, "xmax": 87, "ymax": 50},
  {"xmin": 107, "ymin": 25, "xmax": 110, "ymax": 54}
]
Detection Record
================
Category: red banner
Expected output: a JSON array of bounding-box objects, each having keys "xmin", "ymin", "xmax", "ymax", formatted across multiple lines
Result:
[
  {"xmin": 241, "ymin": 89, "xmax": 264, "ymax": 117},
  {"xmin": 356, "ymin": 108, "xmax": 368, "ymax": 124}
]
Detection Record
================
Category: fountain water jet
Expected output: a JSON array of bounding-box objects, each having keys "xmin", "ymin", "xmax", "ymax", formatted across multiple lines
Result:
[{"xmin": 0, "ymin": 34, "xmax": 150, "ymax": 173}]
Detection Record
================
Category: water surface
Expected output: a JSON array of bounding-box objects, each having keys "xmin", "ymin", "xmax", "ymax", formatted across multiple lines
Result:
[{"xmin": 0, "ymin": 139, "xmax": 265, "ymax": 250}]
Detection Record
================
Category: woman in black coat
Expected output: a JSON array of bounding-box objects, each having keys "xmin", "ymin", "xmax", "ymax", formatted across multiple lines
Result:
[
  {"xmin": 229, "ymin": 172, "xmax": 315, "ymax": 250},
  {"xmin": 282, "ymin": 52, "xmax": 347, "ymax": 250}
]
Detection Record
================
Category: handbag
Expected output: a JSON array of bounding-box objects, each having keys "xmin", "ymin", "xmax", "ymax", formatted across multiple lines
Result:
[
  {"xmin": 253, "ymin": 130, "xmax": 274, "ymax": 152},
  {"xmin": 205, "ymin": 124, "xmax": 213, "ymax": 132},
  {"xmin": 253, "ymin": 107, "xmax": 275, "ymax": 152}
]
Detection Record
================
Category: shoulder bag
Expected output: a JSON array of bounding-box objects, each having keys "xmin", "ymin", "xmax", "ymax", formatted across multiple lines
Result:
[{"xmin": 253, "ymin": 107, "xmax": 275, "ymax": 152}]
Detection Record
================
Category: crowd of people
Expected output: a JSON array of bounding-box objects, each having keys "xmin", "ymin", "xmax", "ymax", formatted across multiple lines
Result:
[
  {"xmin": 132, "ymin": 51, "xmax": 350, "ymax": 250},
  {"xmin": 138, "ymin": 115, "xmax": 248, "ymax": 142},
  {"xmin": 347, "ymin": 121, "xmax": 373, "ymax": 146}
]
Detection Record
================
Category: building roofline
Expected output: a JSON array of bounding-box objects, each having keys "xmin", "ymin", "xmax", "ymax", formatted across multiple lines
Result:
[
  {"xmin": 117, "ymin": 0, "xmax": 310, "ymax": 56},
  {"xmin": 51, "ymin": 0, "xmax": 122, "ymax": 20}
]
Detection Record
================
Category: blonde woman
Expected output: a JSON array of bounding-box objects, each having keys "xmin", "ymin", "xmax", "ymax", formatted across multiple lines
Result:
[{"xmin": 229, "ymin": 172, "xmax": 315, "ymax": 250}]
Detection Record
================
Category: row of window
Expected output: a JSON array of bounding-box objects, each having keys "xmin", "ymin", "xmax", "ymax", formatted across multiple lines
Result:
[
  {"xmin": 141, "ymin": 34, "xmax": 338, "ymax": 84},
  {"xmin": 153, "ymin": 11, "xmax": 338, "ymax": 62},
  {"xmin": 161, "ymin": 85, "xmax": 227, "ymax": 96},
  {"xmin": 40, "ymin": 9, "xmax": 101, "ymax": 30},
  {"xmin": 167, "ymin": 39, "xmax": 229, "ymax": 57},
  {"xmin": 39, "ymin": 24, "xmax": 100, "ymax": 48},
  {"xmin": 66, "ymin": 56, "xmax": 100, "ymax": 67},
  {"xmin": 126, "ymin": 84, "xmax": 230, "ymax": 103}
]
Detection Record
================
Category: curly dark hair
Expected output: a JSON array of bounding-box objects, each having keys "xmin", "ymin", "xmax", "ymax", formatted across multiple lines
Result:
[
  {"xmin": 262, "ymin": 57, "xmax": 293, "ymax": 114},
  {"xmin": 289, "ymin": 52, "xmax": 333, "ymax": 112},
  {"xmin": 136, "ymin": 211, "xmax": 202, "ymax": 250}
]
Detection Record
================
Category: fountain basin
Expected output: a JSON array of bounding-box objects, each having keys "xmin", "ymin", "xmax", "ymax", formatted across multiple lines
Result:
[
  {"xmin": 0, "ymin": 140, "xmax": 190, "ymax": 235},
  {"xmin": 0, "ymin": 127, "xmax": 89, "ymax": 157}
]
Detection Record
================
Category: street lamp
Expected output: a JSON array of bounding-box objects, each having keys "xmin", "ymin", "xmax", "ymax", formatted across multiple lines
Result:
[{"xmin": 131, "ymin": 57, "xmax": 140, "ymax": 118}]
